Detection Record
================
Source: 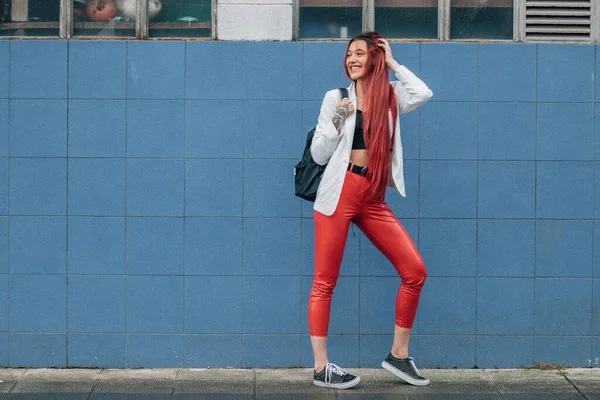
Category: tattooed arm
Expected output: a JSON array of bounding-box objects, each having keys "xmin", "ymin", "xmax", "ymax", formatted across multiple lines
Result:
[
  {"xmin": 310, "ymin": 90, "xmax": 353, "ymax": 165},
  {"xmin": 332, "ymin": 98, "xmax": 355, "ymax": 133}
]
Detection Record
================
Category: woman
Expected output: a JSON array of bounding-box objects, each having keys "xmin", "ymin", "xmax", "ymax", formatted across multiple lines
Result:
[{"xmin": 309, "ymin": 32, "xmax": 433, "ymax": 389}]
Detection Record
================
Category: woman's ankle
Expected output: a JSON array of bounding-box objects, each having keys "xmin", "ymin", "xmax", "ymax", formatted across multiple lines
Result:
[
  {"xmin": 390, "ymin": 350, "xmax": 408, "ymax": 359},
  {"xmin": 314, "ymin": 362, "xmax": 328, "ymax": 373}
]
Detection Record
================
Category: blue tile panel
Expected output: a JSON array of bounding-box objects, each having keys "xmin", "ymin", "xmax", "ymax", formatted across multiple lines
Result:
[
  {"xmin": 68, "ymin": 276, "xmax": 126, "ymax": 333},
  {"xmin": 68, "ymin": 100, "xmax": 126, "ymax": 157},
  {"xmin": 68, "ymin": 158, "xmax": 126, "ymax": 216},
  {"xmin": 535, "ymin": 278, "xmax": 592, "ymax": 335},
  {"xmin": 478, "ymin": 161, "xmax": 535, "ymax": 218},
  {"xmin": 534, "ymin": 336, "xmax": 592, "ymax": 367},
  {"xmin": 185, "ymin": 276, "xmax": 243, "ymax": 334},
  {"xmin": 419, "ymin": 161, "xmax": 477, "ymax": 218},
  {"xmin": 243, "ymin": 276, "xmax": 300, "ymax": 334},
  {"xmin": 478, "ymin": 219, "xmax": 535, "ymax": 277},
  {"xmin": 126, "ymin": 276, "xmax": 184, "ymax": 333},
  {"xmin": 127, "ymin": 100, "xmax": 185, "ymax": 157},
  {"xmin": 477, "ymin": 278, "xmax": 534, "ymax": 334},
  {"xmin": 10, "ymin": 100, "xmax": 67, "ymax": 157},
  {"xmin": 418, "ymin": 335, "xmax": 476, "ymax": 368},
  {"xmin": 126, "ymin": 218, "xmax": 184, "ymax": 275},
  {"xmin": 421, "ymin": 43, "xmax": 478, "ymax": 102},
  {"xmin": 244, "ymin": 218, "xmax": 301, "ymax": 276},
  {"xmin": 68, "ymin": 217, "xmax": 125, "ymax": 275},
  {"xmin": 10, "ymin": 275, "xmax": 66, "ymax": 332},
  {"xmin": 418, "ymin": 277, "xmax": 476, "ymax": 335},
  {"xmin": 476, "ymin": 336, "xmax": 534, "ymax": 368},
  {"xmin": 419, "ymin": 219, "xmax": 476, "ymax": 277},
  {"xmin": 185, "ymin": 218, "xmax": 243, "ymax": 275},
  {"xmin": 538, "ymin": 45, "xmax": 595, "ymax": 103},
  {"xmin": 420, "ymin": 102, "xmax": 477, "ymax": 160},
  {"xmin": 186, "ymin": 42, "xmax": 246, "ymax": 100},
  {"xmin": 10, "ymin": 158, "xmax": 67, "ymax": 216},
  {"xmin": 537, "ymin": 103, "xmax": 594, "ymax": 161},
  {"xmin": 0, "ymin": 41, "xmax": 598, "ymax": 369},
  {"xmin": 0, "ymin": 41, "xmax": 7, "ymax": 98},
  {"xmin": 536, "ymin": 220, "xmax": 593, "ymax": 277},
  {"xmin": 126, "ymin": 159, "xmax": 184, "ymax": 217},
  {"xmin": 244, "ymin": 101, "xmax": 303, "ymax": 159},
  {"xmin": 536, "ymin": 162, "xmax": 594, "ymax": 219},
  {"xmin": 10, "ymin": 217, "xmax": 66, "ymax": 274},
  {"xmin": 0, "ymin": 274, "xmax": 7, "ymax": 331},
  {"xmin": 127, "ymin": 42, "xmax": 185, "ymax": 99},
  {"xmin": 10, "ymin": 41, "xmax": 67, "ymax": 99},
  {"xmin": 126, "ymin": 334, "xmax": 183, "ymax": 368},
  {"xmin": 478, "ymin": 102, "xmax": 536, "ymax": 160},
  {"xmin": 479, "ymin": 44, "xmax": 537, "ymax": 102},
  {"xmin": 69, "ymin": 41, "xmax": 127, "ymax": 99},
  {"xmin": 0, "ymin": 217, "xmax": 6, "ymax": 274},
  {"xmin": 244, "ymin": 159, "xmax": 301, "ymax": 218},
  {"xmin": 183, "ymin": 335, "xmax": 243, "ymax": 368},
  {"xmin": 243, "ymin": 335, "xmax": 300, "ymax": 367},
  {"xmin": 185, "ymin": 100, "xmax": 243, "ymax": 158},
  {"xmin": 9, "ymin": 334, "xmax": 66, "ymax": 367},
  {"xmin": 186, "ymin": 159, "xmax": 242, "ymax": 217},
  {"xmin": 0, "ymin": 100, "xmax": 7, "ymax": 157},
  {"xmin": 0, "ymin": 158, "xmax": 7, "ymax": 215},
  {"xmin": 68, "ymin": 334, "xmax": 126, "ymax": 368}
]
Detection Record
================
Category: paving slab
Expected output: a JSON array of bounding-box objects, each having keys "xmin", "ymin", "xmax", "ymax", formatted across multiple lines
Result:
[
  {"xmin": 255, "ymin": 368, "xmax": 336, "ymax": 400},
  {"xmin": 174, "ymin": 369, "xmax": 253, "ymax": 400},
  {"xmin": 0, "ymin": 370, "xmax": 26, "ymax": 400},
  {"xmin": 336, "ymin": 368, "xmax": 419, "ymax": 400},
  {"xmin": 415, "ymin": 369, "xmax": 501, "ymax": 399},
  {"xmin": 5, "ymin": 369, "xmax": 100, "ymax": 400},
  {"xmin": 89, "ymin": 369, "xmax": 177, "ymax": 400},
  {"xmin": 562, "ymin": 368, "xmax": 600, "ymax": 399},
  {"xmin": 484, "ymin": 369, "xmax": 582, "ymax": 400}
]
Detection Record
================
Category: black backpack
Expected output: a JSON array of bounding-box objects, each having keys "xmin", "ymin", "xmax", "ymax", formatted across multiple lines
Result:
[{"xmin": 294, "ymin": 88, "xmax": 348, "ymax": 202}]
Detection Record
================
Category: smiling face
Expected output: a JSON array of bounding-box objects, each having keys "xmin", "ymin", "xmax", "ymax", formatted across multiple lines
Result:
[{"xmin": 346, "ymin": 40, "xmax": 369, "ymax": 81}]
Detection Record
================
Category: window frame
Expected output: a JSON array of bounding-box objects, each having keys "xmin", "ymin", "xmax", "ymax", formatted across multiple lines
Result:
[
  {"xmin": 0, "ymin": 0, "xmax": 217, "ymax": 39},
  {"xmin": 294, "ymin": 0, "xmax": 600, "ymax": 43}
]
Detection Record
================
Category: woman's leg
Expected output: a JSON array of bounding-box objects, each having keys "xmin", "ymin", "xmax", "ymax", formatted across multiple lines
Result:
[
  {"xmin": 355, "ymin": 201, "xmax": 427, "ymax": 358},
  {"xmin": 310, "ymin": 209, "xmax": 351, "ymax": 372},
  {"xmin": 309, "ymin": 172, "xmax": 361, "ymax": 372}
]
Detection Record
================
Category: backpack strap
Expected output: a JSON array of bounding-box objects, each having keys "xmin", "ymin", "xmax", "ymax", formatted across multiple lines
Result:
[{"xmin": 339, "ymin": 88, "xmax": 348, "ymax": 99}]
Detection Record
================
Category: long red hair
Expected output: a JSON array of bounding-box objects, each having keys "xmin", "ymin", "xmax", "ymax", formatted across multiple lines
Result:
[{"xmin": 344, "ymin": 32, "xmax": 397, "ymax": 202}]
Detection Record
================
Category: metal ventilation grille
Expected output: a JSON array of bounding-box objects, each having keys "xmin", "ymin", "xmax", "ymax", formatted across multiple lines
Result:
[{"xmin": 526, "ymin": 0, "xmax": 591, "ymax": 41}]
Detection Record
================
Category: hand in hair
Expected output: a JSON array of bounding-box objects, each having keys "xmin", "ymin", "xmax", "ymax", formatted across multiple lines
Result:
[
  {"xmin": 377, "ymin": 38, "xmax": 401, "ymax": 72},
  {"xmin": 332, "ymin": 98, "xmax": 355, "ymax": 133}
]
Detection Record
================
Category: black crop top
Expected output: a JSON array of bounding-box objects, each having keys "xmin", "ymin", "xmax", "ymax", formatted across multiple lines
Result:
[{"xmin": 352, "ymin": 110, "xmax": 367, "ymax": 150}]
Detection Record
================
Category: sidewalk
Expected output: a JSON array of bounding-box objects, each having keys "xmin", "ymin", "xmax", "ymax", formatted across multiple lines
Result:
[{"xmin": 1, "ymin": 367, "xmax": 599, "ymax": 399}]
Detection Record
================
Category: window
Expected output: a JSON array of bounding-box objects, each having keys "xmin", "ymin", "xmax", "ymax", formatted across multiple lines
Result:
[
  {"xmin": 297, "ymin": 0, "xmax": 516, "ymax": 41},
  {"xmin": 299, "ymin": 0, "xmax": 363, "ymax": 39},
  {"xmin": 0, "ymin": 0, "xmax": 214, "ymax": 38},
  {"xmin": 0, "ymin": 0, "xmax": 60, "ymax": 37}
]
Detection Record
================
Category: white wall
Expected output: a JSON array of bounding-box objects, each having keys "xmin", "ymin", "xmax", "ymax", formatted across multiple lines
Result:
[{"xmin": 217, "ymin": 0, "xmax": 293, "ymax": 41}]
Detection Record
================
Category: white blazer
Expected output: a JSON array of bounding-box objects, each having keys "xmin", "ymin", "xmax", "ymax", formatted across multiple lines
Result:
[{"xmin": 310, "ymin": 65, "xmax": 433, "ymax": 216}]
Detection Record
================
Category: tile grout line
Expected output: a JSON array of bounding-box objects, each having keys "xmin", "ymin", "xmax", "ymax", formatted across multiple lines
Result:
[
  {"xmin": 65, "ymin": 39, "xmax": 70, "ymax": 367},
  {"xmin": 124, "ymin": 40, "xmax": 129, "ymax": 367},
  {"xmin": 182, "ymin": 41, "xmax": 187, "ymax": 368},
  {"xmin": 6, "ymin": 40, "xmax": 11, "ymax": 367},
  {"xmin": 533, "ymin": 43, "xmax": 539, "ymax": 363}
]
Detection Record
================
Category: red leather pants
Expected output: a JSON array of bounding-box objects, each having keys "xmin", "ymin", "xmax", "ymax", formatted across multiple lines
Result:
[{"xmin": 309, "ymin": 170, "xmax": 427, "ymax": 337}]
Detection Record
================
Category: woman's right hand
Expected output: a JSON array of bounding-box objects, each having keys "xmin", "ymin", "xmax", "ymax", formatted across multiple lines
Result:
[{"xmin": 332, "ymin": 98, "xmax": 354, "ymax": 133}]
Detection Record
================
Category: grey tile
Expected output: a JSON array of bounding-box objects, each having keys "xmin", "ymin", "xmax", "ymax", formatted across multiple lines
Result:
[{"xmin": 484, "ymin": 369, "xmax": 581, "ymax": 399}]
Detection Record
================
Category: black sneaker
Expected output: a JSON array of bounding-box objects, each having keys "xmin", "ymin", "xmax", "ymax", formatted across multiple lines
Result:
[
  {"xmin": 382, "ymin": 353, "xmax": 430, "ymax": 386},
  {"xmin": 313, "ymin": 362, "xmax": 361, "ymax": 389}
]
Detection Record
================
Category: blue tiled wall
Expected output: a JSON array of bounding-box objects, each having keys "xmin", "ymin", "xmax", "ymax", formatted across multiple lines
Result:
[{"xmin": 0, "ymin": 40, "xmax": 598, "ymax": 369}]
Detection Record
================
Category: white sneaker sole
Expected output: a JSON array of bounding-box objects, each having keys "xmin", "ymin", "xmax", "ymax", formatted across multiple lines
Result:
[
  {"xmin": 313, "ymin": 375, "xmax": 361, "ymax": 389},
  {"xmin": 382, "ymin": 361, "xmax": 430, "ymax": 386}
]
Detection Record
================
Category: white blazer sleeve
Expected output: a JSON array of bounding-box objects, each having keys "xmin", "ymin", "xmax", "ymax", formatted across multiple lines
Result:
[
  {"xmin": 310, "ymin": 90, "xmax": 344, "ymax": 166},
  {"xmin": 392, "ymin": 65, "xmax": 433, "ymax": 115}
]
